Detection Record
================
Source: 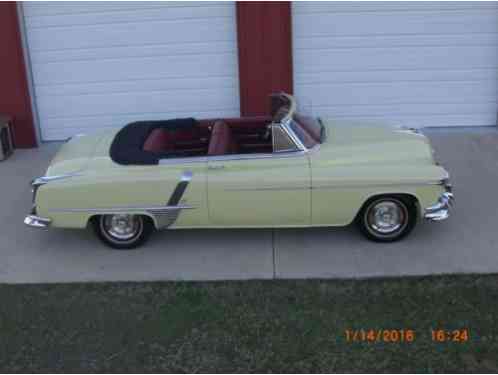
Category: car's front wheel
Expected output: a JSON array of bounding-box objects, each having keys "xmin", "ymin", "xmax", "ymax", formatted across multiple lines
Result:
[
  {"xmin": 357, "ymin": 196, "xmax": 417, "ymax": 242},
  {"xmin": 92, "ymin": 214, "xmax": 154, "ymax": 249}
]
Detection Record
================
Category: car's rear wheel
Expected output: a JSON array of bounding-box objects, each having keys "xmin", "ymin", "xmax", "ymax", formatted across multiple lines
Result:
[
  {"xmin": 92, "ymin": 214, "xmax": 154, "ymax": 249},
  {"xmin": 357, "ymin": 196, "xmax": 416, "ymax": 242}
]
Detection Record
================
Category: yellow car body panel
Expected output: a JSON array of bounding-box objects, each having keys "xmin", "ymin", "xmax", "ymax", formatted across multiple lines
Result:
[{"xmin": 309, "ymin": 119, "xmax": 448, "ymax": 226}]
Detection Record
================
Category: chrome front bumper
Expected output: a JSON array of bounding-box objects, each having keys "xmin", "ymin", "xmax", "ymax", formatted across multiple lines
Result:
[
  {"xmin": 24, "ymin": 214, "xmax": 51, "ymax": 229},
  {"xmin": 25, "ymin": 176, "xmax": 52, "ymax": 229},
  {"xmin": 424, "ymin": 192, "xmax": 454, "ymax": 221}
]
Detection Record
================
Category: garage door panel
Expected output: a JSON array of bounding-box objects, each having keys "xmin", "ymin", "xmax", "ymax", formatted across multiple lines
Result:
[
  {"xmin": 31, "ymin": 40, "xmax": 236, "ymax": 65},
  {"xmin": 295, "ymin": 68, "xmax": 498, "ymax": 86},
  {"xmin": 294, "ymin": 33, "xmax": 498, "ymax": 51},
  {"xmin": 294, "ymin": 9, "xmax": 498, "ymax": 37},
  {"xmin": 36, "ymin": 75, "xmax": 239, "ymax": 97},
  {"xmin": 309, "ymin": 102, "xmax": 497, "ymax": 118},
  {"xmin": 23, "ymin": 2, "xmax": 240, "ymax": 140},
  {"xmin": 293, "ymin": 2, "xmax": 498, "ymax": 14},
  {"xmin": 23, "ymin": 1, "xmax": 214, "ymax": 18},
  {"xmin": 36, "ymin": 88, "xmax": 239, "ymax": 119},
  {"xmin": 27, "ymin": 18, "xmax": 234, "ymax": 52},
  {"xmin": 325, "ymin": 114, "xmax": 493, "ymax": 129},
  {"xmin": 298, "ymin": 81, "xmax": 496, "ymax": 106},
  {"xmin": 295, "ymin": 45, "xmax": 498, "ymax": 73},
  {"xmin": 32, "ymin": 53, "xmax": 237, "ymax": 85},
  {"xmin": 25, "ymin": 3, "xmax": 231, "ymax": 29},
  {"xmin": 317, "ymin": 115, "xmax": 496, "ymax": 129},
  {"xmin": 293, "ymin": 2, "xmax": 498, "ymax": 127}
]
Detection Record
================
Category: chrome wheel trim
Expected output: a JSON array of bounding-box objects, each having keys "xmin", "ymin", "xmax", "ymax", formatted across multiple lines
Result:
[
  {"xmin": 100, "ymin": 214, "xmax": 143, "ymax": 243},
  {"xmin": 365, "ymin": 199, "xmax": 408, "ymax": 237}
]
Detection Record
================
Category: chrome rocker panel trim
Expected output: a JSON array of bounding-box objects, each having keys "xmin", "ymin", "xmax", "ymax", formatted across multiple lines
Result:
[
  {"xmin": 24, "ymin": 215, "xmax": 51, "ymax": 229},
  {"xmin": 47, "ymin": 204, "xmax": 196, "ymax": 230},
  {"xmin": 424, "ymin": 192, "xmax": 454, "ymax": 221}
]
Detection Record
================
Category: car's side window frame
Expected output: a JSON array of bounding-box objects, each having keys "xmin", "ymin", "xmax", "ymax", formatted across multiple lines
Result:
[
  {"xmin": 158, "ymin": 120, "xmax": 310, "ymax": 165},
  {"xmin": 271, "ymin": 123, "xmax": 299, "ymax": 153},
  {"xmin": 158, "ymin": 156, "xmax": 208, "ymax": 165}
]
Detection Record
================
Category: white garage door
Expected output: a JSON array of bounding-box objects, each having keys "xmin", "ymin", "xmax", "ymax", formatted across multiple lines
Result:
[
  {"xmin": 293, "ymin": 2, "xmax": 498, "ymax": 128},
  {"xmin": 22, "ymin": 2, "xmax": 240, "ymax": 141}
]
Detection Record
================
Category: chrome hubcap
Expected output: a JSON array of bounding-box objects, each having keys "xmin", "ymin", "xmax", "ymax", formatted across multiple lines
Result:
[
  {"xmin": 103, "ymin": 214, "xmax": 141, "ymax": 240},
  {"xmin": 368, "ymin": 201, "xmax": 405, "ymax": 234}
]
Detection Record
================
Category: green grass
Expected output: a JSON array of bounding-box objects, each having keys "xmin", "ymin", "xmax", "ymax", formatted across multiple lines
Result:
[{"xmin": 1, "ymin": 275, "xmax": 498, "ymax": 372}]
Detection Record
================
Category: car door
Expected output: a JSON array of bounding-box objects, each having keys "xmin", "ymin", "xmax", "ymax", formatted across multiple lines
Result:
[{"xmin": 206, "ymin": 150, "xmax": 311, "ymax": 227}]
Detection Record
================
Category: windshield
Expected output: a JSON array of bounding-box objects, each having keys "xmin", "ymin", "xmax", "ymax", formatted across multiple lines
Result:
[{"xmin": 289, "ymin": 114, "xmax": 323, "ymax": 149}]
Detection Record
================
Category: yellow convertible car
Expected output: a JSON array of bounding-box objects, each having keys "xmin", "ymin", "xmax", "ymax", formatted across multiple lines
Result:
[{"xmin": 25, "ymin": 93, "xmax": 453, "ymax": 249}]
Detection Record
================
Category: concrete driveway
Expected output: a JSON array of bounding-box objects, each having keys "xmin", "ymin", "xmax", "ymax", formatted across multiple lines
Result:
[{"xmin": 1, "ymin": 128, "xmax": 497, "ymax": 283}]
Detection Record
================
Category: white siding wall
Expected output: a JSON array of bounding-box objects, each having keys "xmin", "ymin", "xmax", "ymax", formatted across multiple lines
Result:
[
  {"xmin": 22, "ymin": 2, "xmax": 240, "ymax": 141},
  {"xmin": 293, "ymin": 2, "xmax": 498, "ymax": 127}
]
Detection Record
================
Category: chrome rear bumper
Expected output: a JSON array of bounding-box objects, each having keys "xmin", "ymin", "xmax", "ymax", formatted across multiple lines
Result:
[
  {"xmin": 24, "ymin": 214, "xmax": 51, "ymax": 229},
  {"xmin": 424, "ymin": 192, "xmax": 454, "ymax": 221}
]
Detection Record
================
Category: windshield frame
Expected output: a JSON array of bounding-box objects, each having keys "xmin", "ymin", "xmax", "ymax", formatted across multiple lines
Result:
[
  {"xmin": 287, "ymin": 119, "xmax": 318, "ymax": 150},
  {"xmin": 272, "ymin": 92, "xmax": 323, "ymax": 153}
]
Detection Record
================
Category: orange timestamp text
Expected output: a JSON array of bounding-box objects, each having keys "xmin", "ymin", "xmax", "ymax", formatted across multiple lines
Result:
[
  {"xmin": 345, "ymin": 329, "xmax": 470, "ymax": 343},
  {"xmin": 345, "ymin": 329, "xmax": 415, "ymax": 343}
]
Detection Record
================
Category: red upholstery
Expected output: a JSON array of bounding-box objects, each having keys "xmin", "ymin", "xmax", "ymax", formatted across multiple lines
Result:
[
  {"xmin": 198, "ymin": 116, "xmax": 271, "ymax": 132},
  {"xmin": 208, "ymin": 121, "xmax": 239, "ymax": 156},
  {"xmin": 143, "ymin": 129, "xmax": 174, "ymax": 153},
  {"xmin": 143, "ymin": 128, "xmax": 207, "ymax": 153}
]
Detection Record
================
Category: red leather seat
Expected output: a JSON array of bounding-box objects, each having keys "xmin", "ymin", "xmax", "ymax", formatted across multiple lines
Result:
[
  {"xmin": 143, "ymin": 128, "xmax": 174, "ymax": 153},
  {"xmin": 208, "ymin": 121, "xmax": 239, "ymax": 156}
]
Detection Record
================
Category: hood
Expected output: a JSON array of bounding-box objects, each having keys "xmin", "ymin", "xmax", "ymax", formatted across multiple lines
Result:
[
  {"xmin": 45, "ymin": 130, "xmax": 118, "ymax": 176},
  {"xmin": 316, "ymin": 118, "xmax": 435, "ymax": 166}
]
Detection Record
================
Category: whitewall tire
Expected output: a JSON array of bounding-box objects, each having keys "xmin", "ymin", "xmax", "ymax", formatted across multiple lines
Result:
[
  {"xmin": 357, "ymin": 196, "xmax": 417, "ymax": 242},
  {"xmin": 93, "ymin": 214, "xmax": 154, "ymax": 249}
]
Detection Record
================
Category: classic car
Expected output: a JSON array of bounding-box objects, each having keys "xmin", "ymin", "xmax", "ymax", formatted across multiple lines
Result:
[{"xmin": 24, "ymin": 93, "xmax": 454, "ymax": 249}]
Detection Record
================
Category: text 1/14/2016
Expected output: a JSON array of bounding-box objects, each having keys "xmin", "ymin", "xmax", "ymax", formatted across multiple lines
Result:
[
  {"xmin": 345, "ymin": 329, "xmax": 415, "ymax": 343},
  {"xmin": 345, "ymin": 329, "xmax": 470, "ymax": 343}
]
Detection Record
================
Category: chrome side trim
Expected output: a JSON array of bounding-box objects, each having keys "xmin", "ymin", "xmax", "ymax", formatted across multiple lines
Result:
[
  {"xmin": 65, "ymin": 134, "xmax": 85, "ymax": 143},
  {"xmin": 48, "ymin": 205, "xmax": 196, "ymax": 213},
  {"xmin": 424, "ymin": 192, "xmax": 454, "ymax": 221},
  {"xmin": 159, "ymin": 156, "xmax": 207, "ymax": 165},
  {"xmin": 32, "ymin": 172, "xmax": 83, "ymax": 187},
  {"xmin": 160, "ymin": 152, "xmax": 309, "ymax": 164},
  {"xmin": 312, "ymin": 180, "xmax": 448, "ymax": 190},
  {"xmin": 158, "ymin": 149, "xmax": 309, "ymax": 164},
  {"xmin": 224, "ymin": 186, "xmax": 310, "ymax": 192},
  {"xmin": 207, "ymin": 150, "xmax": 307, "ymax": 162},
  {"xmin": 225, "ymin": 179, "xmax": 444, "ymax": 192},
  {"xmin": 167, "ymin": 171, "xmax": 192, "ymax": 206},
  {"xmin": 24, "ymin": 215, "xmax": 51, "ymax": 229},
  {"xmin": 225, "ymin": 178, "xmax": 445, "ymax": 192}
]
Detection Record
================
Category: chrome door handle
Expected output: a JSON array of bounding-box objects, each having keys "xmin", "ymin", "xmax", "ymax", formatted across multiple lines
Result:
[{"xmin": 208, "ymin": 165, "xmax": 225, "ymax": 170}]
